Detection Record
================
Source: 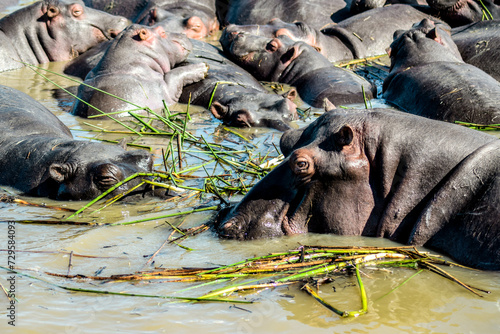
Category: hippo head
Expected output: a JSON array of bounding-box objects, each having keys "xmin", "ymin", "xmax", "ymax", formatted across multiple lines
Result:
[
  {"xmin": 45, "ymin": 142, "xmax": 154, "ymax": 200},
  {"xmin": 427, "ymin": 0, "xmax": 499, "ymax": 27},
  {"xmin": 216, "ymin": 109, "xmax": 373, "ymax": 239},
  {"xmin": 387, "ymin": 19, "xmax": 463, "ymax": 74},
  {"xmin": 37, "ymin": 0, "xmax": 129, "ymax": 60},
  {"xmin": 111, "ymin": 24, "xmax": 193, "ymax": 73},
  {"xmin": 223, "ymin": 19, "xmax": 319, "ymax": 47},
  {"xmin": 220, "ymin": 32, "xmax": 308, "ymax": 82},
  {"xmin": 138, "ymin": 6, "xmax": 219, "ymax": 40},
  {"xmin": 210, "ymin": 89, "xmax": 298, "ymax": 131}
]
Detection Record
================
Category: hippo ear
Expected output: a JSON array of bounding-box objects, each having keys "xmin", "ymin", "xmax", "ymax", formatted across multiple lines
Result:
[
  {"xmin": 210, "ymin": 102, "xmax": 229, "ymax": 120},
  {"xmin": 335, "ymin": 125, "xmax": 354, "ymax": 147},
  {"xmin": 393, "ymin": 29, "xmax": 405, "ymax": 41},
  {"xmin": 323, "ymin": 98, "xmax": 336, "ymax": 112},
  {"xmin": 283, "ymin": 89, "xmax": 297, "ymax": 101},
  {"xmin": 209, "ymin": 18, "xmax": 220, "ymax": 34},
  {"xmin": 280, "ymin": 45, "xmax": 300, "ymax": 67},
  {"xmin": 49, "ymin": 163, "xmax": 74, "ymax": 183}
]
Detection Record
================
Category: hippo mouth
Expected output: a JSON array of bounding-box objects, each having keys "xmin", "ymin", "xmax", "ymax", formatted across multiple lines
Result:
[{"xmin": 216, "ymin": 179, "xmax": 315, "ymax": 240}]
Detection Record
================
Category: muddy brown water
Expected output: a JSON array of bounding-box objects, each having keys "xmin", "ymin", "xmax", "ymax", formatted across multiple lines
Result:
[{"xmin": 1, "ymin": 2, "xmax": 500, "ymax": 333}]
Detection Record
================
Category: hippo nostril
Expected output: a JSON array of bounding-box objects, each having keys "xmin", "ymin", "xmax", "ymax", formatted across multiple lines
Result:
[{"xmin": 108, "ymin": 29, "xmax": 120, "ymax": 38}]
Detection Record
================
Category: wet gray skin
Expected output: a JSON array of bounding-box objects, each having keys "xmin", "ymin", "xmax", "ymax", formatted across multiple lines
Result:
[
  {"xmin": 71, "ymin": 23, "xmax": 208, "ymax": 117},
  {"xmin": 220, "ymin": 31, "xmax": 376, "ymax": 108},
  {"xmin": 0, "ymin": 0, "xmax": 129, "ymax": 72},
  {"xmin": 383, "ymin": 18, "xmax": 500, "ymax": 124},
  {"xmin": 216, "ymin": 108, "xmax": 500, "ymax": 270},
  {"xmin": 0, "ymin": 84, "xmax": 157, "ymax": 200}
]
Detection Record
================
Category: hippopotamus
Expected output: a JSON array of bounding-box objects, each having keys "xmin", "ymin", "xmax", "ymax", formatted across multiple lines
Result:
[
  {"xmin": 137, "ymin": 0, "xmax": 219, "ymax": 40},
  {"xmin": 427, "ymin": 0, "xmax": 500, "ymax": 27},
  {"xmin": 383, "ymin": 19, "xmax": 500, "ymax": 124},
  {"xmin": 223, "ymin": 5, "xmax": 442, "ymax": 63},
  {"xmin": 179, "ymin": 40, "xmax": 298, "ymax": 130},
  {"xmin": 216, "ymin": 107, "xmax": 500, "ymax": 270},
  {"xmin": 0, "ymin": 84, "xmax": 155, "ymax": 200},
  {"xmin": 224, "ymin": 0, "xmax": 353, "ymax": 30},
  {"xmin": 451, "ymin": 20, "xmax": 500, "ymax": 81},
  {"xmin": 83, "ymin": 0, "xmax": 219, "ymax": 39},
  {"xmin": 0, "ymin": 0, "xmax": 129, "ymax": 72},
  {"xmin": 220, "ymin": 32, "xmax": 376, "ymax": 108},
  {"xmin": 65, "ymin": 36, "xmax": 297, "ymax": 130},
  {"xmin": 71, "ymin": 24, "xmax": 208, "ymax": 118}
]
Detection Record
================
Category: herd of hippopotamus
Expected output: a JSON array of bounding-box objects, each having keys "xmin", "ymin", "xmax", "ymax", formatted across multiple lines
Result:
[{"xmin": 1, "ymin": 0, "xmax": 500, "ymax": 270}]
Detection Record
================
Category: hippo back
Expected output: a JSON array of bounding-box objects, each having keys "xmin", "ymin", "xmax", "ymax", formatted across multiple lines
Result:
[{"xmin": 0, "ymin": 85, "xmax": 72, "ymax": 138}]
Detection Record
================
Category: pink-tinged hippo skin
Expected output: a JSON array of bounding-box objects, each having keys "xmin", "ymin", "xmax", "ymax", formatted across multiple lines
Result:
[
  {"xmin": 0, "ymin": 0, "xmax": 129, "ymax": 72},
  {"xmin": 84, "ymin": 0, "xmax": 219, "ymax": 39},
  {"xmin": 215, "ymin": 107, "xmax": 500, "ymax": 270},
  {"xmin": 220, "ymin": 31, "xmax": 376, "ymax": 108},
  {"xmin": 224, "ymin": 0, "xmax": 353, "ymax": 30},
  {"xmin": 383, "ymin": 19, "xmax": 500, "ymax": 124},
  {"xmin": 71, "ymin": 24, "xmax": 208, "ymax": 118},
  {"xmin": 222, "ymin": 5, "xmax": 442, "ymax": 63},
  {"xmin": 451, "ymin": 20, "xmax": 500, "ymax": 82},
  {"xmin": 0, "ymin": 84, "xmax": 156, "ymax": 201},
  {"xmin": 137, "ymin": 0, "xmax": 219, "ymax": 40}
]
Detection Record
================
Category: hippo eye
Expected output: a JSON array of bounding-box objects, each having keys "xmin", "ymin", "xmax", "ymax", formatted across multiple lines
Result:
[
  {"xmin": 93, "ymin": 164, "xmax": 122, "ymax": 189},
  {"xmin": 266, "ymin": 40, "xmax": 279, "ymax": 52},
  {"xmin": 72, "ymin": 5, "xmax": 83, "ymax": 17},
  {"xmin": 297, "ymin": 161, "xmax": 308, "ymax": 169},
  {"xmin": 295, "ymin": 160, "xmax": 309, "ymax": 172}
]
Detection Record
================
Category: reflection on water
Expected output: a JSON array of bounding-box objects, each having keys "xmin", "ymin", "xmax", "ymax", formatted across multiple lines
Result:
[{"xmin": 1, "ymin": 2, "xmax": 500, "ymax": 334}]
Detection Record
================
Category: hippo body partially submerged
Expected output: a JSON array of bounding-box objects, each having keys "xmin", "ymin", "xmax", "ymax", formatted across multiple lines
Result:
[
  {"xmin": 216, "ymin": 108, "xmax": 500, "ymax": 270},
  {"xmin": 0, "ymin": 0, "xmax": 128, "ymax": 72},
  {"xmin": 451, "ymin": 20, "xmax": 500, "ymax": 82},
  {"xmin": 223, "ymin": 5, "xmax": 440, "ymax": 63},
  {"xmin": 0, "ymin": 85, "xmax": 154, "ymax": 200},
  {"xmin": 179, "ymin": 40, "xmax": 298, "ymax": 130},
  {"xmin": 225, "ymin": 0, "xmax": 352, "ymax": 29},
  {"xmin": 383, "ymin": 19, "xmax": 500, "ymax": 124},
  {"xmin": 71, "ymin": 24, "xmax": 208, "ymax": 118},
  {"xmin": 220, "ymin": 33, "xmax": 376, "ymax": 108},
  {"xmin": 84, "ymin": 0, "xmax": 219, "ymax": 39}
]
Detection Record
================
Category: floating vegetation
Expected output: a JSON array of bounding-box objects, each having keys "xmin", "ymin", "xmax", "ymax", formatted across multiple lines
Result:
[
  {"xmin": 455, "ymin": 121, "xmax": 500, "ymax": 131},
  {"xmin": 14, "ymin": 64, "xmax": 287, "ymax": 223},
  {"xmin": 18, "ymin": 245, "xmax": 486, "ymax": 318}
]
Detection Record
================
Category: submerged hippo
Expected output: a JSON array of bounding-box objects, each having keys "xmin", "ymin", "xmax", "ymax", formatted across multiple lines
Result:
[
  {"xmin": 383, "ymin": 19, "xmax": 500, "ymax": 124},
  {"xmin": 223, "ymin": 5, "xmax": 442, "ymax": 63},
  {"xmin": 220, "ymin": 32, "xmax": 376, "ymax": 108},
  {"xmin": 216, "ymin": 108, "xmax": 500, "ymax": 270},
  {"xmin": 225, "ymin": 0, "xmax": 353, "ymax": 30},
  {"xmin": 451, "ymin": 20, "xmax": 500, "ymax": 82},
  {"xmin": 179, "ymin": 40, "xmax": 297, "ymax": 130},
  {"xmin": 0, "ymin": 84, "xmax": 155, "ymax": 200},
  {"xmin": 72, "ymin": 24, "xmax": 208, "ymax": 118},
  {"xmin": 0, "ymin": 0, "xmax": 129, "ymax": 72}
]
